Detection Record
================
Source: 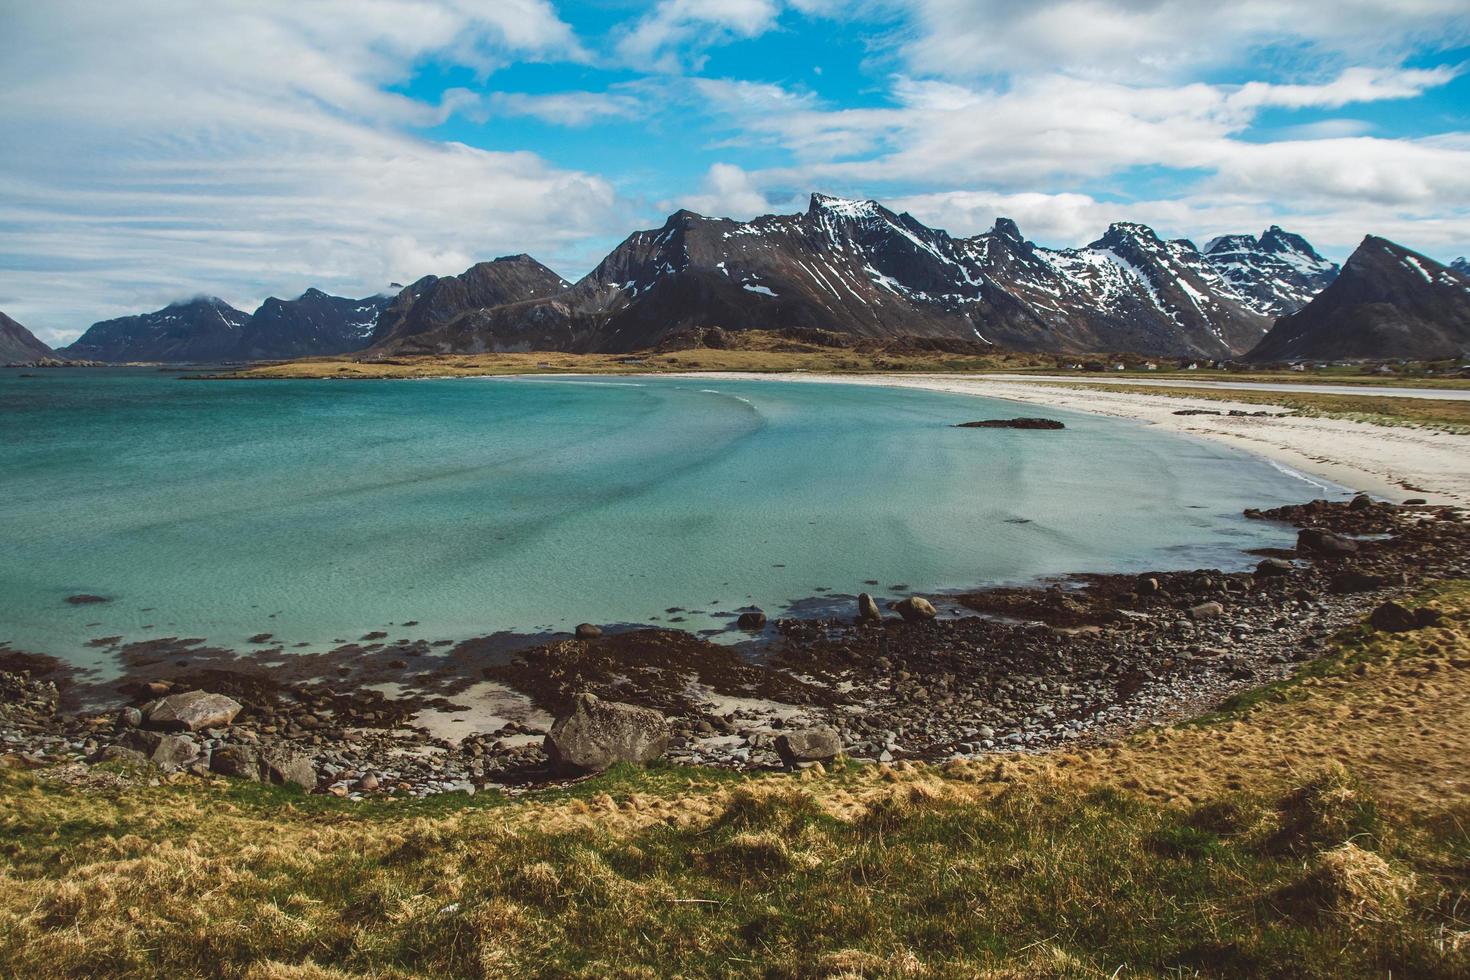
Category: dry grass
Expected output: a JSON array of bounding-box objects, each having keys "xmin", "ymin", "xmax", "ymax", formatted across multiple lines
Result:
[
  {"xmin": 2, "ymin": 585, "xmax": 1468, "ymax": 977},
  {"xmin": 1040, "ymin": 381, "xmax": 1470, "ymax": 433}
]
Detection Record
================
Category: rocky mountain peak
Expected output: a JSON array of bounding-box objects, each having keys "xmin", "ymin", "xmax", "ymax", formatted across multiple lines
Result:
[{"xmin": 992, "ymin": 217, "xmax": 1023, "ymax": 242}]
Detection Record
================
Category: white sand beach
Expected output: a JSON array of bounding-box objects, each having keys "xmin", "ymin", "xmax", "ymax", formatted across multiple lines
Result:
[{"xmin": 685, "ymin": 373, "xmax": 1470, "ymax": 507}]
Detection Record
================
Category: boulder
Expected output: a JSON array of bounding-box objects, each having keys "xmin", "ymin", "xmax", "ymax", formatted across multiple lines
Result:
[
  {"xmin": 894, "ymin": 596, "xmax": 937, "ymax": 622},
  {"xmin": 1330, "ymin": 571, "xmax": 1402, "ymax": 595},
  {"xmin": 115, "ymin": 706, "xmax": 143, "ymax": 728},
  {"xmin": 774, "ymin": 726, "xmax": 842, "ymax": 768},
  {"xmin": 1254, "ymin": 558, "xmax": 1294, "ymax": 578},
  {"xmin": 736, "ymin": 609, "xmax": 767, "ymax": 631},
  {"xmin": 1297, "ymin": 528, "xmax": 1358, "ymax": 557},
  {"xmin": 1189, "ymin": 601, "xmax": 1225, "ymax": 620},
  {"xmin": 574, "ymin": 623, "xmax": 603, "ymax": 640},
  {"xmin": 90, "ymin": 745, "xmax": 149, "ymax": 767},
  {"xmin": 209, "ymin": 744, "xmax": 262, "ymax": 781},
  {"xmin": 260, "ymin": 746, "xmax": 317, "ymax": 790},
  {"xmin": 1136, "ymin": 576, "xmax": 1160, "ymax": 596},
  {"xmin": 544, "ymin": 692, "xmax": 669, "ymax": 773},
  {"xmin": 1348, "ymin": 493, "xmax": 1374, "ymax": 511},
  {"xmin": 1369, "ymin": 601, "xmax": 1441, "ymax": 634},
  {"xmin": 144, "ymin": 690, "xmax": 242, "ymax": 732},
  {"xmin": 857, "ymin": 592, "xmax": 883, "ymax": 624},
  {"xmin": 120, "ymin": 730, "xmax": 199, "ymax": 771}
]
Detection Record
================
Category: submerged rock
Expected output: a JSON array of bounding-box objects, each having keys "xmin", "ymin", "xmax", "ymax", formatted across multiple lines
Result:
[
  {"xmin": 954, "ymin": 418, "xmax": 1065, "ymax": 430},
  {"xmin": 544, "ymin": 692, "xmax": 669, "ymax": 773},
  {"xmin": 737, "ymin": 609, "xmax": 767, "ymax": 631},
  {"xmin": 144, "ymin": 690, "xmax": 242, "ymax": 732}
]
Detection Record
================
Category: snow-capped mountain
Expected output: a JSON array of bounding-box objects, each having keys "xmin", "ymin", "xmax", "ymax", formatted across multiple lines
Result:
[
  {"xmin": 1247, "ymin": 237, "xmax": 1470, "ymax": 362},
  {"xmin": 61, "ymin": 297, "xmax": 251, "ymax": 362},
  {"xmin": 377, "ymin": 195, "xmax": 1284, "ymax": 359},
  {"xmin": 1203, "ymin": 226, "xmax": 1339, "ymax": 316},
  {"xmin": 239, "ymin": 289, "xmax": 392, "ymax": 361},
  {"xmin": 1454, "ymin": 257, "xmax": 1469, "ymax": 277},
  {"xmin": 0, "ymin": 311, "xmax": 56, "ymax": 363}
]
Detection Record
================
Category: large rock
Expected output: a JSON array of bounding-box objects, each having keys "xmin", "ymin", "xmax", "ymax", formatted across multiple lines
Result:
[
  {"xmin": 120, "ymin": 730, "xmax": 200, "ymax": 771},
  {"xmin": 144, "ymin": 690, "xmax": 242, "ymax": 732},
  {"xmin": 544, "ymin": 693, "xmax": 669, "ymax": 773},
  {"xmin": 1297, "ymin": 528, "xmax": 1359, "ymax": 557},
  {"xmin": 775, "ymin": 726, "xmax": 842, "ymax": 768},
  {"xmin": 1368, "ymin": 601, "xmax": 1441, "ymax": 634},
  {"xmin": 857, "ymin": 592, "xmax": 884, "ymax": 623},
  {"xmin": 894, "ymin": 596, "xmax": 937, "ymax": 622},
  {"xmin": 736, "ymin": 609, "xmax": 767, "ymax": 630},
  {"xmin": 574, "ymin": 623, "xmax": 603, "ymax": 639},
  {"xmin": 209, "ymin": 744, "xmax": 262, "ymax": 781},
  {"xmin": 1254, "ymin": 558, "xmax": 1294, "ymax": 578},
  {"xmin": 260, "ymin": 746, "xmax": 317, "ymax": 790}
]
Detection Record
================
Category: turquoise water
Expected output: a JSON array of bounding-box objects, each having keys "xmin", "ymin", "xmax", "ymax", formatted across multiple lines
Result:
[{"xmin": 1, "ymin": 369, "xmax": 1340, "ymax": 667}]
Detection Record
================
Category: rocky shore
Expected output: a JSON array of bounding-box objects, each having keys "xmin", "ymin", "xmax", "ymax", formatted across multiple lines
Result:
[{"xmin": 3, "ymin": 496, "xmax": 1466, "ymax": 799}]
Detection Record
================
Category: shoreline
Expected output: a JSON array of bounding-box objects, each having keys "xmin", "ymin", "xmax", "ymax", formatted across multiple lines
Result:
[{"xmin": 669, "ymin": 371, "xmax": 1470, "ymax": 507}]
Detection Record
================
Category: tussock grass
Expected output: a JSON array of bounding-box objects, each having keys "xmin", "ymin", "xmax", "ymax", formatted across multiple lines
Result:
[{"xmin": 3, "ymin": 586, "xmax": 1470, "ymax": 977}]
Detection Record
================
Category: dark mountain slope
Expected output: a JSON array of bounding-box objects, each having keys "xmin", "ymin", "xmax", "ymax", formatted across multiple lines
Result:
[
  {"xmin": 0, "ymin": 311, "xmax": 56, "ymax": 362},
  {"xmin": 369, "ymin": 255, "xmax": 570, "ymax": 349},
  {"xmin": 1246, "ymin": 236, "xmax": 1470, "ymax": 362},
  {"xmin": 239, "ymin": 289, "xmax": 391, "ymax": 360},
  {"xmin": 60, "ymin": 297, "xmax": 250, "ymax": 362}
]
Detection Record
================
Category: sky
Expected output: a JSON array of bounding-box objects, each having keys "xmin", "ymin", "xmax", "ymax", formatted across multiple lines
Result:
[{"xmin": 3, "ymin": 1, "xmax": 1470, "ymax": 345}]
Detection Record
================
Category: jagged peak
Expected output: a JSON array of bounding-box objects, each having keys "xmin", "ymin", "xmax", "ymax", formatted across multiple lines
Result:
[
  {"xmin": 992, "ymin": 217, "xmax": 1023, "ymax": 242},
  {"xmin": 808, "ymin": 192, "xmax": 883, "ymax": 220},
  {"xmin": 1259, "ymin": 225, "xmax": 1324, "ymax": 259},
  {"xmin": 1204, "ymin": 233, "xmax": 1258, "ymax": 255}
]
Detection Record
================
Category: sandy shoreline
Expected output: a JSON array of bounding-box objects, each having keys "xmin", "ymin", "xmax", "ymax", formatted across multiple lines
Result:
[{"xmin": 674, "ymin": 372, "xmax": 1470, "ymax": 507}]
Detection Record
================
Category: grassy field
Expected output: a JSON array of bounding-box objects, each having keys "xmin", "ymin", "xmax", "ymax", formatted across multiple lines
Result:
[
  {"xmin": 2, "ymin": 586, "xmax": 1468, "ymax": 978},
  {"xmin": 1041, "ymin": 382, "xmax": 1470, "ymax": 434}
]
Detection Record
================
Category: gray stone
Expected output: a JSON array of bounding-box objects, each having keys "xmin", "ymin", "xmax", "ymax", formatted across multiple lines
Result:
[
  {"xmin": 209, "ymin": 744, "xmax": 263, "ymax": 781},
  {"xmin": 115, "ymin": 706, "xmax": 143, "ymax": 729},
  {"xmin": 857, "ymin": 592, "xmax": 883, "ymax": 623},
  {"xmin": 90, "ymin": 745, "xmax": 149, "ymax": 767},
  {"xmin": 1296, "ymin": 528, "xmax": 1358, "ymax": 556},
  {"xmin": 1189, "ymin": 601, "xmax": 1225, "ymax": 620},
  {"xmin": 894, "ymin": 596, "xmax": 937, "ymax": 622},
  {"xmin": 774, "ymin": 726, "xmax": 842, "ymax": 768},
  {"xmin": 1254, "ymin": 558, "xmax": 1294, "ymax": 577},
  {"xmin": 544, "ymin": 692, "xmax": 669, "ymax": 773},
  {"xmin": 736, "ymin": 609, "xmax": 767, "ymax": 631},
  {"xmin": 260, "ymin": 746, "xmax": 317, "ymax": 790},
  {"xmin": 144, "ymin": 690, "xmax": 243, "ymax": 732},
  {"xmin": 121, "ymin": 730, "xmax": 200, "ymax": 771}
]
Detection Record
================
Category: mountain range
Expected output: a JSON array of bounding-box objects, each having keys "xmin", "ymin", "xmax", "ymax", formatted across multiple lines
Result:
[
  {"xmin": 0, "ymin": 311, "xmax": 56, "ymax": 363},
  {"xmin": 1247, "ymin": 237, "xmax": 1470, "ymax": 362},
  {"xmin": 372, "ymin": 196, "xmax": 1323, "ymax": 360},
  {"xmin": 60, "ymin": 291, "xmax": 391, "ymax": 363},
  {"xmin": 30, "ymin": 193, "xmax": 1470, "ymax": 364}
]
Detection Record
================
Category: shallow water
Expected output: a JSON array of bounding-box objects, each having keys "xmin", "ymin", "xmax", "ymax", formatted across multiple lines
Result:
[{"xmin": 1, "ymin": 369, "xmax": 1343, "ymax": 668}]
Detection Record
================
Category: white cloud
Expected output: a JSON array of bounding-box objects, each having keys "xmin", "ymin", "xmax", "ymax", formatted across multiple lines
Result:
[
  {"xmin": 617, "ymin": 0, "xmax": 783, "ymax": 70},
  {"xmin": 0, "ymin": 1, "xmax": 629, "ymax": 344},
  {"xmin": 488, "ymin": 90, "xmax": 646, "ymax": 127},
  {"xmin": 901, "ymin": 0, "xmax": 1470, "ymax": 81},
  {"xmin": 675, "ymin": 164, "xmax": 777, "ymax": 218}
]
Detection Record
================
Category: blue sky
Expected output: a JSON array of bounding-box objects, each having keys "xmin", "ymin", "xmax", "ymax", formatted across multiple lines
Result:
[{"xmin": 3, "ymin": 0, "xmax": 1469, "ymax": 344}]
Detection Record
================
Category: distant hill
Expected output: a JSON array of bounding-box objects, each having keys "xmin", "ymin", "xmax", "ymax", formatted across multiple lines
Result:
[
  {"xmin": 0, "ymin": 311, "xmax": 56, "ymax": 362},
  {"xmin": 60, "ymin": 291, "xmax": 392, "ymax": 363},
  {"xmin": 374, "ymin": 195, "xmax": 1314, "ymax": 359},
  {"xmin": 1454, "ymin": 257, "xmax": 1469, "ymax": 277},
  {"xmin": 1246, "ymin": 236, "xmax": 1470, "ymax": 362},
  {"xmin": 60, "ymin": 297, "xmax": 250, "ymax": 362},
  {"xmin": 238, "ymin": 289, "xmax": 391, "ymax": 360}
]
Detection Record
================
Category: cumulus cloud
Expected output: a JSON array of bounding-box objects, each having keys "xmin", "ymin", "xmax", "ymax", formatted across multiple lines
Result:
[
  {"xmin": 675, "ymin": 164, "xmax": 778, "ymax": 218},
  {"xmin": 0, "ymin": 1, "xmax": 627, "ymax": 344}
]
